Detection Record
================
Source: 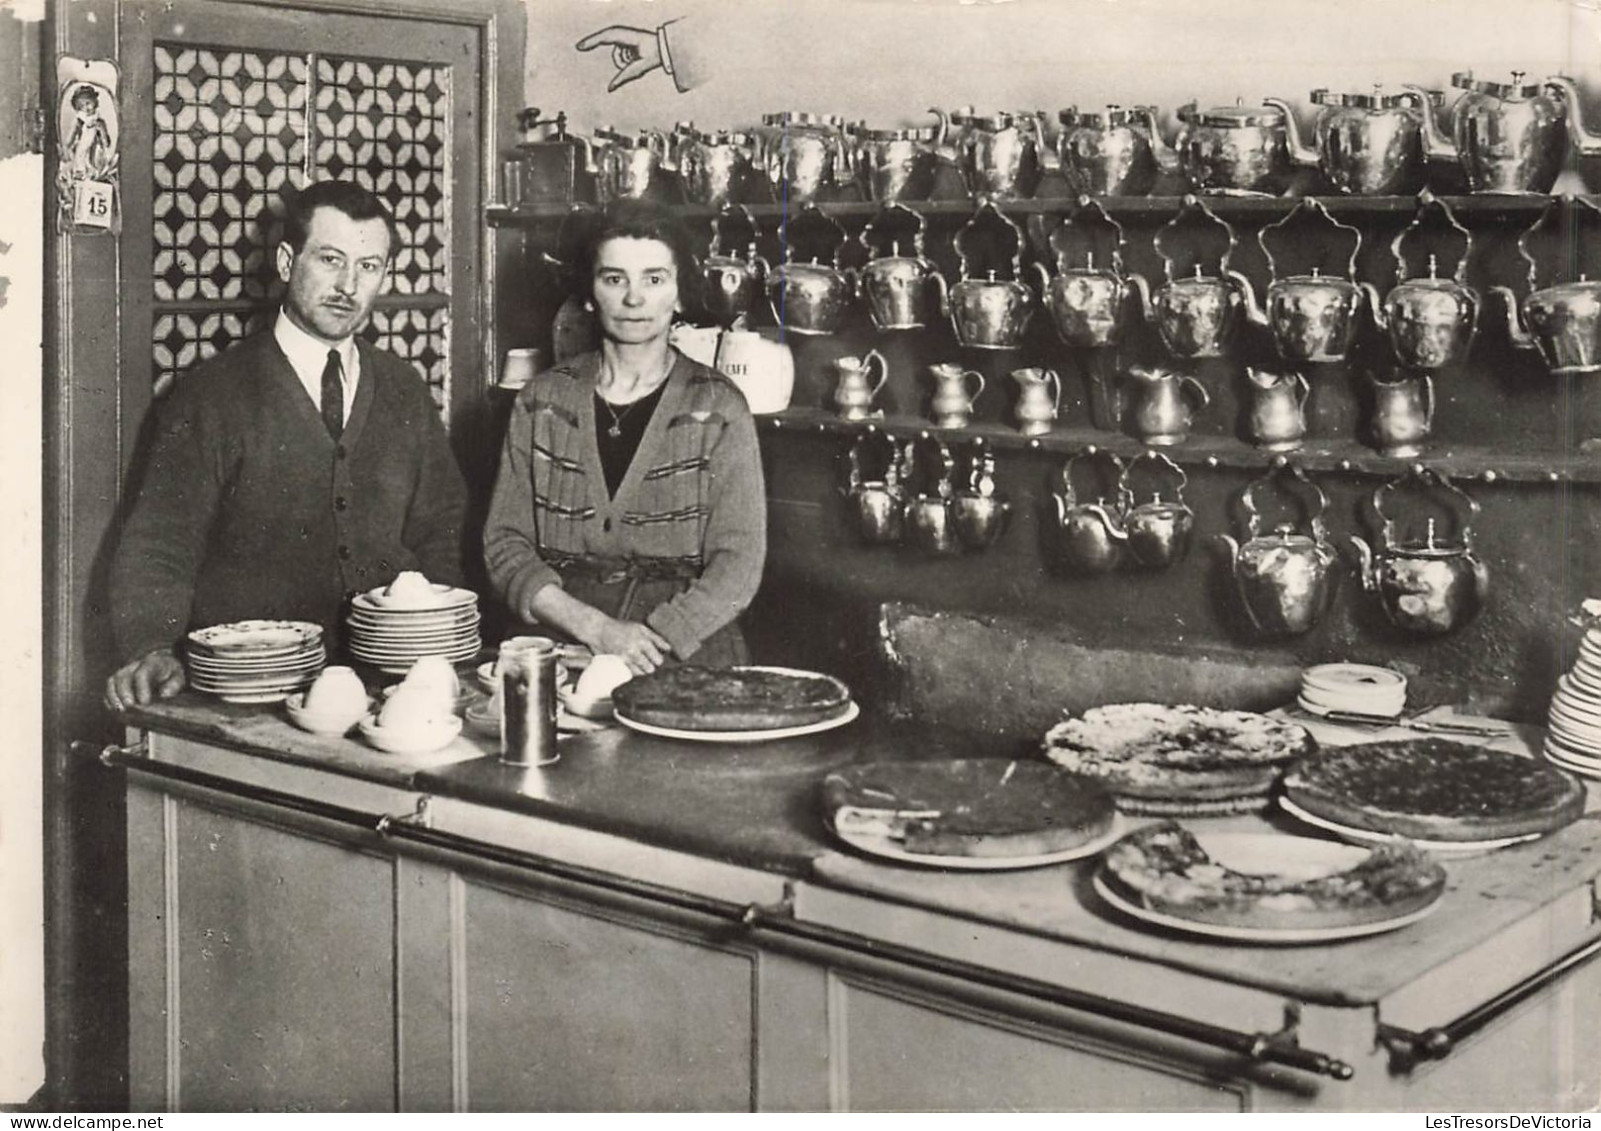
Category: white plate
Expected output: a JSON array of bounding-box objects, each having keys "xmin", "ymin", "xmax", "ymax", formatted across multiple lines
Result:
[
  {"xmin": 1278, "ymin": 795, "xmax": 1544, "ymax": 854},
  {"xmin": 209, "ymin": 687, "xmax": 304, "ymax": 704},
  {"xmin": 1091, "ymin": 871, "xmax": 1441, "ymax": 944},
  {"xmin": 1301, "ymin": 663, "xmax": 1407, "ymax": 693},
  {"xmin": 1542, "ymin": 745, "xmax": 1601, "ymax": 780},
  {"xmin": 188, "ymin": 619, "xmax": 323, "ymax": 653},
  {"xmin": 354, "ymin": 586, "xmax": 476, "ymax": 613},
  {"xmin": 833, "ymin": 814, "xmax": 1125, "ymax": 871},
  {"xmin": 187, "ymin": 653, "xmax": 324, "ymax": 672},
  {"xmin": 613, "ymin": 699, "xmax": 860, "ymax": 743},
  {"xmin": 1295, "ymin": 695, "xmax": 1405, "ymax": 722}
]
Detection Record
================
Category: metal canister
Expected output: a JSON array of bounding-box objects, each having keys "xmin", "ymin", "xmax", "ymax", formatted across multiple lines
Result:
[{"xmin": 498, "ymin": 636, "xmax": 559, "ymax": 766}]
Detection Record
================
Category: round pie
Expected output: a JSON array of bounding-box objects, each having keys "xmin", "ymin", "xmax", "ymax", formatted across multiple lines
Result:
[
  {"xmin": 1101, "ymin": 820, "xmax": 1447, "ymax": 931},
  {"xmin": 1042, "ymin": 703, "xmax": 1313, "ymax": 814},
  {"xmin": 612, "ymin": 665, "xmax": 851, "ymax": 732},
  {"xmin": 1282, "ymin": 738, "xmax": 1587, "ymax": 843},
  {"xmin": 822, "ymin": 758, "xmax": 1116, "ymax": 858}
]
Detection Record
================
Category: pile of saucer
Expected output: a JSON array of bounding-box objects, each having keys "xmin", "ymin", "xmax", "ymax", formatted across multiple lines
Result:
[
  {"xmin": 347, "ymin": 584, "xmax": 481, "ymax": 674},
  {"xmin": 186, "ymin": 620, "xmax": 326, "ymax": 703},
  {"xmin": 1297, "ymin": 663, "xmax": 1408, "ymax": 719},
  {"xmin": 1544, "ymin": 630, "xmax": 1601, "ymax": 779}
]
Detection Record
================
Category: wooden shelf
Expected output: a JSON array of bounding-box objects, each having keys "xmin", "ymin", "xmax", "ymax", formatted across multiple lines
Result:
[
  {"xmin": 757, "ymin": 407, "xmax": 1601, "ymax": 485},
  {"xmin": 489, "ymin": 193, "xmax": 1578, "ymax": 227}
]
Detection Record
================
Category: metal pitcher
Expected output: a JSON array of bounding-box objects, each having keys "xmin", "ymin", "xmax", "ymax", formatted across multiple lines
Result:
[
  {"xmin": 1128, "ymin": 195, "xmax": 1260, "ymax": 359},
  {"xmin": 1121, "ymin": 451, "xmax": 1195, "ymax": 570},
  {"xmin": 1348, "ymin": 467, "xmax": 1489, "ymax": 636},
  {"xmin": 1034, "ymin": 197, "xmax": 1142, "ymax": 349},
  {"xmin": 1215, "ymin": 461, "xmax": 1339, "ymax": 638},
  {"xmin": 1124, "ymin": 365, "xmax": 1209, "ymax": 446},
  {"xmin": 832, "ymin": 349, "xmax": 888, "ymax": 422},
  {"xmin": 766, "ymin": 205, "xmax": 854, "ymax": 336},
  {"xmin": 1241, "ymin": 197, "xmax": 1368, "ymax": 364},
  {"xmin": 1174, "ymin": 100, "xmax": 1297, "ymax": 195},
  {"xmin": 1367, "ymin": 371, "xmax": 1435, "ymax": 458},
  {"xmin": 1010, "ymin": 367, "xmax": 1061, "ymax": 437},
  {"xmin": 756, "ymin": 112, "xmax": 854, "ymax": 205},
  {"xmin": 1280, "ymin": 87, "xmax": 1436, "ymax": 196},
  {"xmin": 928, "ymin": 363, "xmax": 985, "ymax": 429},
  {"xmin": 947, "ymin": 200, "xmax": 1035, "ymax": 349},
  {"xmin": 1050, "ymin": 448, "xmax": 1131, "ymax": 575},
  {"xmin": 1409, "ymin": 71, "xmax": 1601, "ymax": 195},
  {"xmin": 1369, "ymin": 192, "xmax": 1480, "ymax": 371},
  {"xmin": 1054, "ymin": 105, "xmax": 1178, "ymax": 197},
  {"xmin": 857, "ymin": 204, "xmax": 948, "ymax": 331},
  {"xmin": 591, "ymin": 125, "xmax": 672, "ymax": 203},
  {"xmin": 677, "ymin": 128, "xmax": 756, "ymax": 209},
  {"xmin": 852, "ymin": 121, "xmax": 942, "ymax": 203},
  {"xmin": 1244, "ymin": 367, "xmax": 1309, "ymax": 452},
  {"xmin": 700, "ymin": 204, "xmax": 770, "ymax": 328},
  {"xmin": 1492, "ymin": 196, "xmax": 1601, "ymax": 376},
  {"xmin": 934, "ymin": 108, "xmax": 1048, "ymax": 200}
]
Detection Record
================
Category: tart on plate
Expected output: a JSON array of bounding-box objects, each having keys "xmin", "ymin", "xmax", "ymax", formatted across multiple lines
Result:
[
  {"xmin": 1042, "ymin": 702, "xmax": 1313, "ymax": 815},
  {"xmin": 612, "ymin": 665, "xmax": 851, "ymax": 732},
  {"xmin": 1281, "ymin": 737, "xmax": 1586, "ymax": 843},
  {"xmin": 822, "ymin": 758, "xmax": 1116, "ymax": 859}
]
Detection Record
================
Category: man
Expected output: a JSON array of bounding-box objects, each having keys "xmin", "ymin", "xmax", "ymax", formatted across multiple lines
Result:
[{"xmin": 104, "ymin": 180, "xmax": 467, "ymax": 710}]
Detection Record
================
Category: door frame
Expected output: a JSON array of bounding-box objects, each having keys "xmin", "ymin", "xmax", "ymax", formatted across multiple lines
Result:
[{"xmin": 41, "ymin": 0, "xmax": 524, "ymax": 1107}]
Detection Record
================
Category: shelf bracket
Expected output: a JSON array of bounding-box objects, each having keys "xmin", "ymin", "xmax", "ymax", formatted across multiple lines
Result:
[{"xmin": 376, "ymin": 796, "xmax": 432, "ymax": 836}]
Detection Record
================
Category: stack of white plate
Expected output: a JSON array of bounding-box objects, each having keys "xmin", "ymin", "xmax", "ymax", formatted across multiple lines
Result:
[
  {"xmin": 1297, "ymin": 663, "xmax": 1408, "ymax": 718},
  {"xmin": 346, "ymin": 584, "xmax": 481, "ymax": 674},
  {"xmin": 186, "ymin": 620, "xmax": 326, "ymax": 703},
  {"xmin": 1544, "ymin": 630, "xmax": 1601, "ymax": 778}
]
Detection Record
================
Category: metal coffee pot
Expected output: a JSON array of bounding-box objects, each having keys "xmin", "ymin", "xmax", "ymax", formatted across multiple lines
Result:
[
  {"xmin": 1128, "ymin": 196, "xmax": 1259, "ymax": 359},
  {"xmin": 928, "ymin": 363, "xmax": 985, "ymax": 429},
  {"xmin": 1174, "ymin": 100, "xmax": 1297, "ymax": 195},
  {"xmin": 1120, "ymin": 451, "xmax": 1195, "ymax": 570},
  {"xmin": 1243, "ymin": 197, "xmax": 1369, "ymax": 364},
  {"xmin": 934, "ymin": 108, "xmax": 1048, "ymax": 200},
  {"xmin": 857, "ymin": 204, "xmax": 948, "ymax": 331},
  {"xmin": 1493, "ymin": 197, "xmax": 1601, "ymax": 376},
  {"xmin": 1244, "ymin": 367, "xmax": 1309, "ymax": 452},
  {"xmin": 842, "ymin": 436, "xmax": 907, "ymax": 545},
  {"xmin": 832, "ymin": 349, "xmax": 889, "ymax": 422},
  {"xmin": 756, "ymin": 112, "xmax": 854, "ymax": 205},
  {"xmin": 590, "ymin": 126, "xmax": 672, "ymax": 203},
  {"xmin": 1124, "ymin": 365, "xmax": 1209, "ymax": 446},
  {"xmin": 1280, "ymin": 87, "xmax": 1435, "ymax": 196},
  {"xmin": 1054, "ymin": 105, "xmax": 1178, "ymax": 197},
  {"xmin": 1348, "ymin": 467, "xmax": 1489, "ymax": 636},
  {"xmin": 767, "ymin": 206, "xmax": 854, "ymax": 336},
  {"xmin": 1368, "ymin": 192, "xmax": 1480, "ymax": 371},
  {"xmin": 951, "ymin": 447, "xmax": 1011, "ymax": 551},
  {"xmin": 1215, "ymin": 461, "xmax": 1339, "ymax": 638},
  {"xmin": 1409, "ymin": 72, "xmax": 1601, "ymax": 194},
  {"xmin": 947, "ymin": 200, "xmax": 1036, "ymax": 349},
  {"xmin": 699, "ymin": 205, "xmax": 769, "ymax": 328},
  {"xmin": 1034, "ymin": 197, "xmax": 1140, "ymax": 349},
  {"xmin": 1010, "ymin": 367, "xmax": 1062, "ymax": 437},
  {"xmin": 1367, "ymin": 371, "xmax": 1435, "ymax": 458},
  {"xmin": 1050, "ymin": 448, "xmax": 1130, "ymax": 575},
  {"xmin": 677, "ymin": 129, "xmax": 756, "ymax": 209},
  {"xmin": 852, "ymin": 121, "xmax": 942, "ymax": 203}
]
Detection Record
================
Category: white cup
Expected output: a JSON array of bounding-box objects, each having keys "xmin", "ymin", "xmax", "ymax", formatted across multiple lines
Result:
[{"xmin": 500, "ymin": 347, "xmax": 545, "ymax": 390}]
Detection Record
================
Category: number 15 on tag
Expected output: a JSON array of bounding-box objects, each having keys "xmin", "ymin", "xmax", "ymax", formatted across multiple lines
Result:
[{"xmin": 72, "ymin": 180, "xmax": 114, "ymax": 230}]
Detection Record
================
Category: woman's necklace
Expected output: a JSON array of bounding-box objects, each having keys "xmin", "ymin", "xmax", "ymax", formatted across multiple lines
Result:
[{"xmin": 598, "ymin": 353, "xmax": 672, "ymax": 439}]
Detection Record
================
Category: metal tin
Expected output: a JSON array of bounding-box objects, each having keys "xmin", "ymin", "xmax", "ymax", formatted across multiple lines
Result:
[{"xmin": 499, "ymin": 636, "xmax": 559, "ymax": 766}]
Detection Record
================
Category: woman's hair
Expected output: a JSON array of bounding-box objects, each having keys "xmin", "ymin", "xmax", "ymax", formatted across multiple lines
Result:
[
  {"xmin": 573, "ymin": 199, "xmax": 700, "ymax": 309},
  {"xmin": 71, "ymin": 85, "xmax": 100, "ymax": 113}
]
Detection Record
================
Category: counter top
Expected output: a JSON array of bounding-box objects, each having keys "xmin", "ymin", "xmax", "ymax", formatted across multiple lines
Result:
[{"xmin": 122, "ymin": 693, "xmax": 1601, "ymax": 1014}]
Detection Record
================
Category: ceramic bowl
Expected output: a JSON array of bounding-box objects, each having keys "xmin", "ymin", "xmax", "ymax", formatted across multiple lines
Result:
[
  {"xmin": 284, "ymin": 692, "xmax": 367, "ymax": 736},
  {"xmin": 559, "ymin": 686, "xmax": 614, "ymax": 721},
  {"xmin": 358, "ymin": 713, "xmax": 463, "ymax": 754}
]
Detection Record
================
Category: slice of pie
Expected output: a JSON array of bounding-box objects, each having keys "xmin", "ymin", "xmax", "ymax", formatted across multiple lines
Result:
[
  {"xmin": 1101, "ymin": 821, "xmax": 1447, "ymax": 931},
  {"xmin": 822, "ymin": 758, "xmax": 1117, "ymax": 858},
  {"xmin": 1282, "ymin": 738, "xmax": 1586, "ymax": 843},
  {"xmin": 612, "ymin": 665, "xmax": 852, "ymax": 731},
  {"xmin": 1042, "ymin": 703, "xmax": 1313, "ymax": 814}
]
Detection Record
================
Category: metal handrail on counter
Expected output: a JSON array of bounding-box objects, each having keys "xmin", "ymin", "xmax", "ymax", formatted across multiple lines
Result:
[{"xmin": 99, "ymin": 742, "xmax": 1351, "ymax": 1082}]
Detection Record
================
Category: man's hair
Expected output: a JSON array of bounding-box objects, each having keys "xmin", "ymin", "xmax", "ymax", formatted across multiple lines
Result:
[
  {"xmin": 280, "ymin": 180, "xmax": 399, "ymax": 258},
  {"xmin": 574, "ymin": 198, "xmax": 701, "ymax": 310}
]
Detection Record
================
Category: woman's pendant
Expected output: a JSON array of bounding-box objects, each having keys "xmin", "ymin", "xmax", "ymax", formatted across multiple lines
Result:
[{"xmin": 607, "ymin": 422, "xmax": 622, "ymax": 439}]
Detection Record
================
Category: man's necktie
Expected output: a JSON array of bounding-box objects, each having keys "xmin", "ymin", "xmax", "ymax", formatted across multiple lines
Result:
[{"xmin": 320, "ymin": 349, "xmax": 344, "ymax": 441}]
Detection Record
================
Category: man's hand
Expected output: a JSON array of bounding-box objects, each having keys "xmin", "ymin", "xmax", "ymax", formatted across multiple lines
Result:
[
  {"xmin": 591, "ymin": 618, "xmax": 672, "ymax": 675},
  {"xmin": 105, "ymin": 649, "xmax": 186, "ymax": 712},
  {"xmin": 574, "ymin": 24, "xmax": 664, "ymax": 92}
]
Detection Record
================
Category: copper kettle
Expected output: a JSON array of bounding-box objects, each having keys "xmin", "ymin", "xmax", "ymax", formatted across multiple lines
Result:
[
  {"xmin": 856, "ymin": 204, "xmax": 948, "ymax": 332},
  {"xmin": 1050, "ymin": 448, "xmax": 1130, "ymax": 575},
  {"xmin": 947, "ymin": 199, "xmax": 1036, "ymax": 350},
  {"xmin": 1241, "ymin": 197, "xmax": 1369, "ymax": 364},
  {"xmin": 1127, "ymin": 195, "xmax": 1259, "ymax": 359},
  {"xmin": 1033, "ymin": 197, "xmax": 1141, "ymax": 350},
  {"xmin": 1215, "ymin": 461, "xmax": 1339, "ymax": 638},
  {"xmin": 1368, "ymin": 192, "xmax": 1480, "ymax": 372},
  {"xmin": 1492, "ymin": 196, "xmax": 1601, "ymax": 376}
]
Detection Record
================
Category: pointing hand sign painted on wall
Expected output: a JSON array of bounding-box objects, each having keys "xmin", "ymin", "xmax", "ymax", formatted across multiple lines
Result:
[{"xmin": 576, "ymin": 17, "xmax": 701, "ymax": 93}]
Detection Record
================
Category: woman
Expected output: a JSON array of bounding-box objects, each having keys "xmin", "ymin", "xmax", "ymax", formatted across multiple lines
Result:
[{"xmin": 483, "ymin": 200, "xmax": 766, "ymax": 675}]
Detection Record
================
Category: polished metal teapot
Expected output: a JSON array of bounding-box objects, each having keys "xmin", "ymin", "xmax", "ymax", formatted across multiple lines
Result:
[
  {"xmin": 1493, "ymin": 196, "xmax": 1601, "ymax": 376},
  {"xmin": 1050, "ymin": 448, "xmax": 1131, "ymax": 575},
  {"xmin": 1174, "ymin": 100, "xmax": 1297, "ymax": 195},
  {"xmin": 1242, "ymin": 197, "xmax": 1369, "ymax": 364},
  {"xmin": 842, "ymin": 435, "xmax": 908, "ymax": 545},
  {"xmin": 951, "ymin": 445, "xmax": 1011, "ymax": 552},
  {"xmin": 1128, "ymin": 195, "xmax": 1259, "ymax": 359},
  {"xmin": 1033, "ymin": 197, "xmax": 1140, "ymax": 349},
  {"xmin": 1348, "ymin": 467, "xmax": 1489, "ymax": 637},
  {"xmin": 766, "ymin": 205, "xmax": 854, "ymax": 336},
  {"xmin": 1215, "ymin": 461, "xmax": 1339, "ymax": 638},
  {"xmin": 590, "ymin": 125, "xmax": 672, "ymax": 203},
  {"xmin": 1054, "ymin": 105, "xmax": 1177, "ymax": 197},
  {"xmin": 1409, "ymin": 72, "xmax": 1601, "ymax": 194},
  {"xmin": 756, "ymin": 112, "xmax": 854, "ymax": 205},
  {"xmin": 676, "ymin": 128, "xmax": 756, "ymax": 209},
  {"xmin": 1368, "ymin": 192, "xmax": 1480, "ymax": 371},
  {"xmin": 1280, "ymin": 87, "xmax": 1435, "ymax": 196},
  {"xmin": 852, "ymin": 120, "xmax": 942, "ymax": 203},
  {"xmin": 947, "ymin": 199, "xmax": 1036, "ymax": 349},
  {"xmin": 857, "ymin": 204, "xmax": 948, "ymax": 331},
  {"xmin": 1120, "ymin": 451, "xmax": 1195, "ymax": 571},
  {"xmin": 934, "ymin": 108, "xmax": 1048, "ymax": 200},
  {"xmin": 699, "ymin": 204, "xmax": 769, "ymax": 328}
]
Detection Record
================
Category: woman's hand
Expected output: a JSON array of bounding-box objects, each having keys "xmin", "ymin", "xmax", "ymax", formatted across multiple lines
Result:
[{"xmin": 593, "ymin": 618, "xmax": 672, "ymax": 675}]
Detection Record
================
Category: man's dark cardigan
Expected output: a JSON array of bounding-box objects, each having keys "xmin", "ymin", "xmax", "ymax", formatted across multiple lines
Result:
[{"xmin": 109, "ymin": 332, "xmax": 468, "ymax": 662}]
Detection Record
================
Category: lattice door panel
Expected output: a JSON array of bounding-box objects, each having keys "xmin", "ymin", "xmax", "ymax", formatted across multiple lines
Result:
[{"xmin": 150, "ymin": 42, "xmax": 455, "ymax": 414}]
